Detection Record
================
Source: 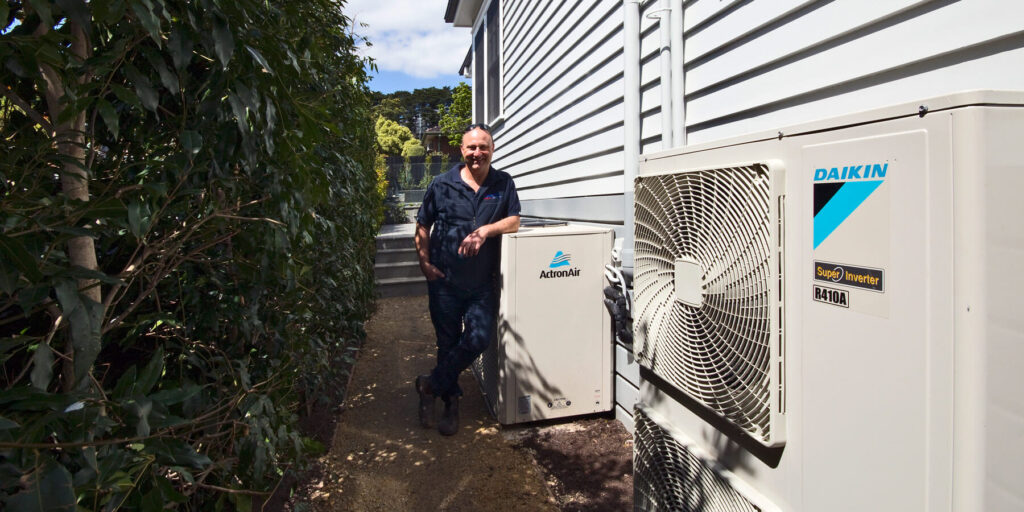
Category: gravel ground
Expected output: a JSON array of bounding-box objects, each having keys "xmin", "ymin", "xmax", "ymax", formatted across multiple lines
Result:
[{"xmin": 285, "ymin": 295, "xmax": 632, "ymax": 511}]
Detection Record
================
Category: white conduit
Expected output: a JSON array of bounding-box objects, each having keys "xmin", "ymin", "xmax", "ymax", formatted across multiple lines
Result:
[
  {"xmin": 658, "ymin": 0, "xmax": 673, "ymax": 148},
  {"xmin": 670, "ymin": 0, "xmax": 685, "ymax": 147},
  {"xmin": 622, "ymin": 0, "xmax": 640, "ymax": 272}
]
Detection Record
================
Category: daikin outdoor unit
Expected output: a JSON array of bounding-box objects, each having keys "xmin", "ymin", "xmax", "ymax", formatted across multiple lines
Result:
[
  {"xmin": 474, "ymin": 225, "xmax": 614, "ymax": 424},
  {"xmin": 632, "ymin": 91, "xmax": 1024, "ymax": 512}
]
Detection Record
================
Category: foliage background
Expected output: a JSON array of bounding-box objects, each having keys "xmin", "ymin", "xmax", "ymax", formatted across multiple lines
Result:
[{"xmin": 0, "ymin": 0, "xmax": 379, "ymax": 509}]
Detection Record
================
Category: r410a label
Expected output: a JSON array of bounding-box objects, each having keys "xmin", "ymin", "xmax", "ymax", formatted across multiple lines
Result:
[{"xmin": 813, "ymin": 285, "xmax": 849, "ymax": 308}]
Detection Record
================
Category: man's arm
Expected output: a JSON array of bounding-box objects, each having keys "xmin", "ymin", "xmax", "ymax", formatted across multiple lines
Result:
[
  {"xmin": 415, "ymin": 223, "xmax": 445, "ymax": 280},
  {"xmin": 458, "ymin": 215, "xmax": 521, "ymax": 258}
]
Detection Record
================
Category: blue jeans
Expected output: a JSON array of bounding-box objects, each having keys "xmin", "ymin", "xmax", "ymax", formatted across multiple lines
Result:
[{"xmin": 427, "ymin": 279, "xmax": 498, "ymax": 402}]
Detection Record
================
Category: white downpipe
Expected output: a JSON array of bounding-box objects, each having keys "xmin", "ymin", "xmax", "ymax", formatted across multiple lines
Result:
[
  {"xmin": 658, "ymin": 0, "xmax": 673, "ymax": 148},
  {"xmin": 622, "ymin": 0, "xmax": 640, "ymax": 272},
  {"xmin": 670, "ymin": 0, "xmax": 685, "ymax": 147}
]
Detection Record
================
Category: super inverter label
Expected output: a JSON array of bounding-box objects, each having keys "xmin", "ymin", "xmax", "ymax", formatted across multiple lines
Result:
[
  {"xmin": 802, "ymin": 131, "xmax": 930, "ymax": 319},
  {"xmin": 813, "ymin": 261, "xmax": 884, "ymax": 292}
]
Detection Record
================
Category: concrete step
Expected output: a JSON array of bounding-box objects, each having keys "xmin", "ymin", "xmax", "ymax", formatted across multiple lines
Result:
[
  {"xmin": 375, "ymin": 247, "xmax": 418, "ymax": 265},
  {"xmin": 377, "ymin": 277, "xmax": 428, "ymax": 298},
  {"xmin": 376, "ymin": 235, "xmax": 415, "ymax": 251},
  {"xmin": 374, "ymin": 261, "xmax": 423, "ymax": 281}
]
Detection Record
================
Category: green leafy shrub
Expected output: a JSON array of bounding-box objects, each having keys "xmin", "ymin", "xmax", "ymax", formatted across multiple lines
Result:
[{"xmin": 0, "ymin": 0, "xmax": 378, "ymax": 509}]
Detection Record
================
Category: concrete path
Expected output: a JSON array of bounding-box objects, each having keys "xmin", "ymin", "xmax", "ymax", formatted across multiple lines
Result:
[{"xmin": 309, "ymin": 296, "xmax": 558, "ymax": 511}]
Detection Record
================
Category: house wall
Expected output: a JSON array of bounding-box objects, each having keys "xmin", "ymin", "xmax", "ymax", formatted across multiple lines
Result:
[
  {"xmin": 465, "ymin": 0, "xmax": 1024, "ymax": 435},
  {"xmin": 666, "ymin": 0, "xmax": 1024, "ymax": 145},
  {"xmin": 489, "ymin": 0, "xmax": 639, "ymax": 430}
]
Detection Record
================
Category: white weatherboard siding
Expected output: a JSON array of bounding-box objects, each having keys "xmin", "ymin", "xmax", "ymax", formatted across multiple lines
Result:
[
  {"xmin": 481, "ymin": 0, "xmax": 1024, "ymax": 226},
  {"xmin": 493, "ymin": 0, "xmax": 627, "ymax": 226},
  {"xmin": 457, "ymin": 0, "xmax": 1024, "ymax": 440},
  {"xmin": 679, "ymin": 0, "xmax": 1024, "ymax": 144}
]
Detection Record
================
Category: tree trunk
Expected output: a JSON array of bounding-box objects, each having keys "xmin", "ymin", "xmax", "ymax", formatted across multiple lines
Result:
[{"xmin": 40, "ymin": 21, "xmax": 100, "ymax": 389}]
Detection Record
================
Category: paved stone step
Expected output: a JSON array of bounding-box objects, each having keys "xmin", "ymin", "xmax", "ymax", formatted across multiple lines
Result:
[
  {"xmin": 374, "ymin": 261, "xmax": 423, "ymax": 281},
  {"xmin": 375, "ymin": 247, "xmax": 418, "ymax": 265},
  {"xmin": 376, "ymin": 277, "xmax": 427, "ymax": 298},
  {"xmin": 376, "ymin": 235, "xmax": 415, "ymax": 251}
]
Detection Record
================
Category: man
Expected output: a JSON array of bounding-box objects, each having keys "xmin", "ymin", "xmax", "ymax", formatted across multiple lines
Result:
[{"xmin": 413, "ymin": 124, "xmax": 521, "ymax": 436}]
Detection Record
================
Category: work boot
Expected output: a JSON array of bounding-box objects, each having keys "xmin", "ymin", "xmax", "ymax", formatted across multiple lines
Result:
[
  {"xmin": 415, "ymin": 375, "xmax": 435, "ymax": 428},
  {"xmin": 438, "ymin": 397, "xmax": 459, "ymax": 436}
]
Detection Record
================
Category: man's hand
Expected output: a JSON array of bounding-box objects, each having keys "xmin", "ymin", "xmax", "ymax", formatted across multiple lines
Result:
[
  {"xmin": 420, "ymin": 261, "xmax": 446, "ymax": 281},
  {"xmin": 458, "ymin": 227, "xmax": 489, "ymax": 258}
]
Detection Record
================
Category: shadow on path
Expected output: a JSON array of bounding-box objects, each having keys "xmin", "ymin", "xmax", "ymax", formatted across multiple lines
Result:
[{"xmin": 307, "ymin": 296, "xmax": 558, "ymax": 512}]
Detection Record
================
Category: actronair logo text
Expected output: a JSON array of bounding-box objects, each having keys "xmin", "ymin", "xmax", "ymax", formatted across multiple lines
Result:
[
  {"xmin": 813, "ymin": 163, "xmax": 888, "ymax": 182},
  {"xmin": 541, "ymin": 251, "xmax": 580, "ymax": 279}
]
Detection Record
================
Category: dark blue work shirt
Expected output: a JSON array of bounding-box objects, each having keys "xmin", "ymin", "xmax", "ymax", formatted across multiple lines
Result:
[{"xmin": 416, "ymin": 164, "xmax": 521, "ymax": 290}]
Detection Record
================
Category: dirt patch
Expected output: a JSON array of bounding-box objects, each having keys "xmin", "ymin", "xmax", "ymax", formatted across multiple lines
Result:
[
  {"xmin": 507, "ymin": 419, "xmax": 633, "ymax": 511},
  {"xmin": 282, "ymin": 295, "xmax": 632, "ymax": 511}
]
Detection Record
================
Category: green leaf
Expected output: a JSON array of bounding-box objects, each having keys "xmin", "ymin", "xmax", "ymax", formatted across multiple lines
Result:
[
  {"xmin": 0, "ymin": 260, "xmax": 18, "ymax": 295},
  {"xmin": 55, "ymin": 0, "xmax": 90, "ymax": 31},
  {"xmin": 136, "ymin": 347, "xmax": 164, "ymax": 396},
  {"xmin": 245, "ymin": 45, "xmax": 272, "ymax": 74},
  {"xmin": 146, "ymin": 439, "xmax": 212, "ymax": 468},
  {"xmin": 0, "ymin": 234, "xmax": 43, "ymax": 283},
  {"xmin": 212, "ymin": 15, "xmax": 235, "ymax": 68},
  {"xmin": 0, "ymin": 3, "xmax": 9, "ymax": 28},
  {"xmin": 80, "ymin": 197, "xmax": 127, "ymax": 220},
  {"xmin": 142, "ymin": 489, "xmax": 163, "ymax": 512},
  {"xmin": 182, "ymin": 130, "xmax": 202, "ymax": 156},
  {"xmin": 128, "ymin": 200, "xmax": 147, "ymax": 237},
  {"xmin": 123, "ymin": 64, "xmax": 159, "ymax": 113},
  {"xmin": 50, "ymin": 225, "xmax": 98, "ymax": 239},
  {"xmin": 227, "ymin": 93, "xmax": 248, "ymax": 134},
  {"xmin": 0, "ymin": 415, "xmax": 20, "ymax": 430},
  {"xmin": 5, "ymin": 460, "xmax": 76, "ymax": 512},
  {"xmin": 56, "ymin": 283, "xmax": 103, "ymax": 387},
  {"xmin": 113, "ymin": 366, "xmax": 138, "ymax": 399},
  {"xmin": 30, "ymin": 341, "xmax": 54, "ymax": 391},
  {"xmin": 26, "ymin": 0, "xmax": 53, "ymax": 27},
  {"xmin": 131, "ymin": 398, "xmax": 152, "ymax": 437},
  {"xmin": 110, "ymin": 84, "xmax": 142, "ymax": 109},
  {"xmin": 130, "ymin": 0, "xmax": 162, "ymax": 45},
  {"xmin": 142, "ymin": 46, "xmax": 180, "ymax": 93},
  {"xmin": 150, "ymin": 384, "xmax": 200, "ymax": 406},
  {"xmin": 231, "ymin": 493, "xmax": 253, "ymax": 512},
  {"xmin": 96, "ymin": 99, "xmax": 119, "ymax": 138},
  {"xmin": 67, "ymin": 265, "xmax": 124, "ymax": 286},
  {"xmin": 167, "ymin": 25, "xmax": 194, "ymax": 71},
  {"xmin": 156, "ymin": 475, "xmax": 187, "ymax": 503},
  {"xmin": 16, "ymin": 285, "xmax": 49, "ymax": 316}
]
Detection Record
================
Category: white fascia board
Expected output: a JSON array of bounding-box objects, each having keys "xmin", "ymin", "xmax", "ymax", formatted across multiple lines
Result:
[{"xmin": 447, "ymin": 0, "xmax": 484, "ymax": 27}]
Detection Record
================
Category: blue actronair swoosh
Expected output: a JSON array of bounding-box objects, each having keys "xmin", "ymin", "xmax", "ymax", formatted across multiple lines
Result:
[
  {"xmin": 813, "ymin": 180, "xmax": 883, "ymax": 249},
  {"xmin": 549, "ymin": 251, "xmax": 571, "ymax": 268}
]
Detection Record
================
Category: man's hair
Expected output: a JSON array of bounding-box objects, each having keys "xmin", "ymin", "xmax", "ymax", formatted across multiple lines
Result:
[{"xmin": 463, "ymin": 123, "xmax": 492, "ymax": 135}]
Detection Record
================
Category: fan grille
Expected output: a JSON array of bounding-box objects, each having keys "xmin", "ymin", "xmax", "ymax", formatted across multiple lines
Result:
[
  {"xmin": 634, "ymin": 407, "xmax": 761, "ymax": 512},
  {"xmin": 633, "ymin": 164, "xmax": 778, "ymax": 442}
]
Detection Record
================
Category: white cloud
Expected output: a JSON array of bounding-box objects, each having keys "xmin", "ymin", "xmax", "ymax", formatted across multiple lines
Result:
[{"xmin": 345, "ymin": 0, "xmax": 471, "ymax": 79}]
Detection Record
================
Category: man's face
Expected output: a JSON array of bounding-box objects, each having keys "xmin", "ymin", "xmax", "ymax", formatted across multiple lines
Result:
[{"xmin": 461, "ymin": 128, "xmax": 494, "ymax": 174}]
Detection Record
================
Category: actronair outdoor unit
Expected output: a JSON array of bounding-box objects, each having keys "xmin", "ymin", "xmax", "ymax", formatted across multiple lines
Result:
[
  {"xmin": 474, "ymin": 225, "xmax": 614, "ymax": 424},
  {"xmin": 632, "ymin": 91, "xmax": 1024, "ymax": 512}
]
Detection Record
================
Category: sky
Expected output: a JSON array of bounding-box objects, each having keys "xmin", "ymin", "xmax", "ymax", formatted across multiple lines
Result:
[{"xmin": 345, "ymin": 0, "xmax": 472, "ymax": 94}]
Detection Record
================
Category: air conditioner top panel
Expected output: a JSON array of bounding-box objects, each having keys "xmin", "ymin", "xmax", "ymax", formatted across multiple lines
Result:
[
  {"xmin": 505, "ymin": 225, "xmax": 612, "ymax": 238},
  {"xmin": 640, "ymin": 89, "xmax": 1024, "ymax": 163}
]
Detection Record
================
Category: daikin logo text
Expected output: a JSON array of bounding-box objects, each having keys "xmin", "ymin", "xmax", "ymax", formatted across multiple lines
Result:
[{"xmin": 813, "ymin": 163, "xmax": 887, "ymax": 181}]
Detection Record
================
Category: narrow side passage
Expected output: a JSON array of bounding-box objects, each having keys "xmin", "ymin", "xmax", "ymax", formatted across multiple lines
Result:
[{"xmin": 310, "ymin": 296, "xmax": 558, "ymax": 512}]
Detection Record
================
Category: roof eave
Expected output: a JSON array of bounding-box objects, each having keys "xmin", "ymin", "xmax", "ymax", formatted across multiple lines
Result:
[{"xmin": 443, "ymin": 0, "xmax": 484, "ymax": 28}]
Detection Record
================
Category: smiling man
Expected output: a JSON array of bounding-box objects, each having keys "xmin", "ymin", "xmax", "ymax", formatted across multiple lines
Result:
[{"xmin": 413, "ymin": 123, "xmax": 521, "ymax": 436}]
